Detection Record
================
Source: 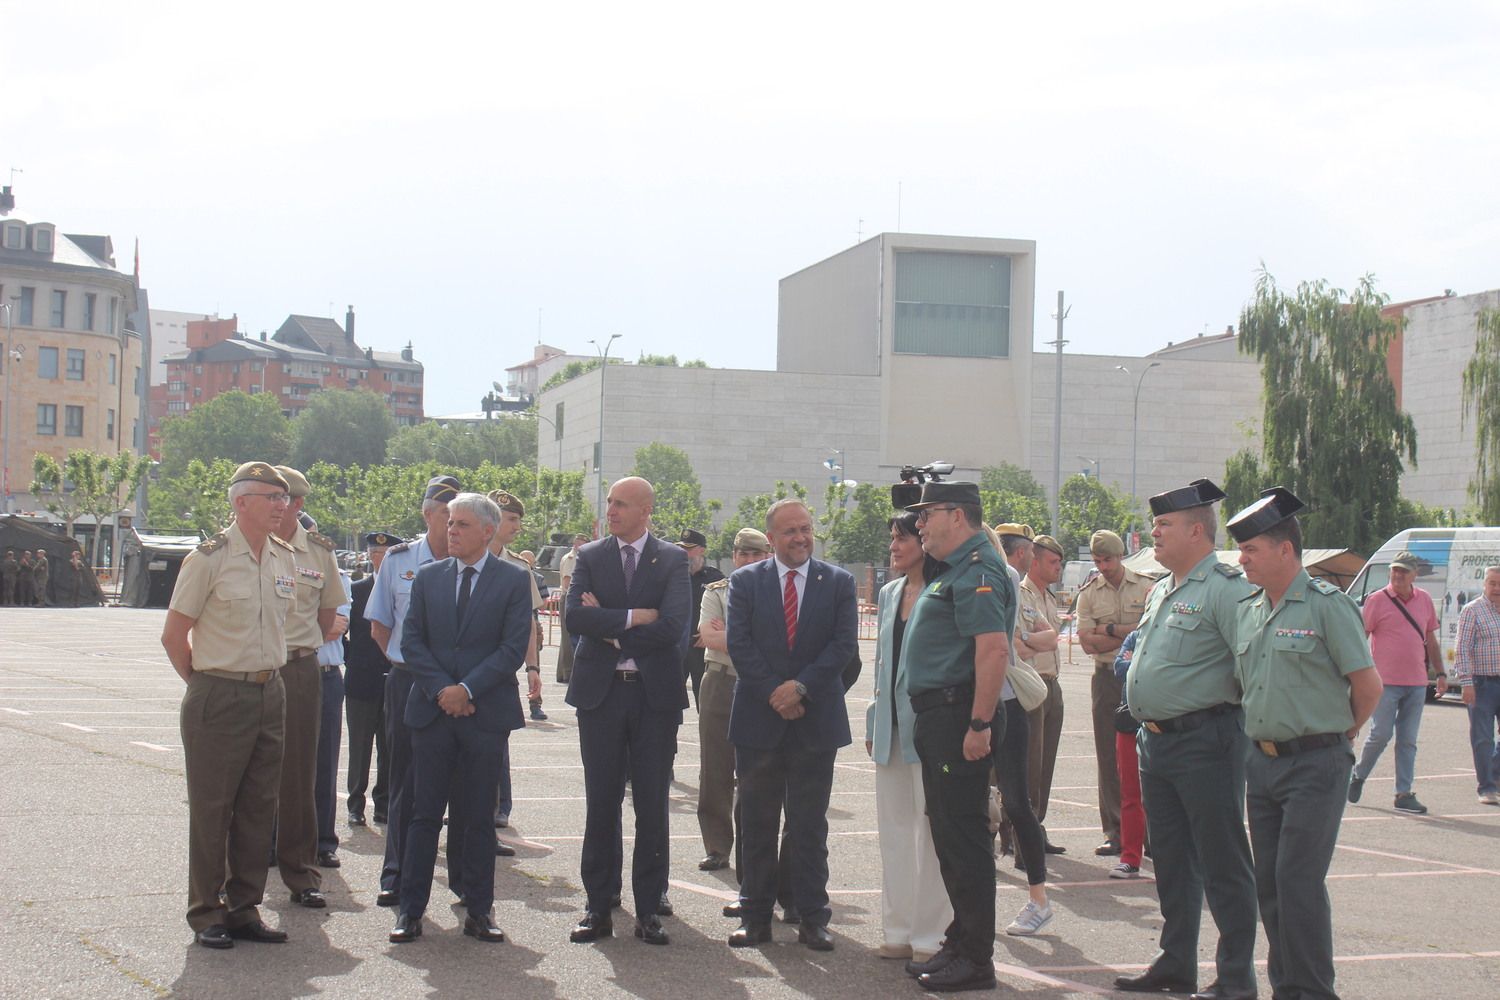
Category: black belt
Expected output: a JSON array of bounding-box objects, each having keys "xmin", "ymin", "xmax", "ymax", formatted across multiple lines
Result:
[
  {"xmin": 1142, "ymin": 703, "xmax": 1236, "ymax": 735},
  {"xmin": 1254, "ymin": 732, "xmax": 1346, "ymax": 758},
  {"xmin": 614, "ymin": 670, "xmax": 641, "ymax": 683},
  {"xmin": 910, "ymin": 684, "xmax": 974, "ymax": 714}
]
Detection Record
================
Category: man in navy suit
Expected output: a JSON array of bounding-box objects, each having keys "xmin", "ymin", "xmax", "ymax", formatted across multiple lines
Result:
[
  {"xmin": 726, "ymin": 498, "xmax": 858, "ymax": 951},
  {"xmin": 564, "ymin": 476, "xmax": 691, "ymax": 946},
  {"xmin": 388, "ymin": 493, "xmax": 533, "ymax": 945}
]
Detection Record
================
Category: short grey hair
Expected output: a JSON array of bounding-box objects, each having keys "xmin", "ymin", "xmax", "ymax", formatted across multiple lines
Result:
[
  {"xmin": 1000, "ymin": 535, "xmax": 1033, "ymax": 558},
  {"xmin": 448, "ymin": 492, "xmax": 501, "ymax": 531},
  {"xmin": 1486, "ymin": 565, "xmax": 1500, "ymax": 580},
  {"xmin": 765, "ymin": 498, "xmax": 810, "ymax": 533},
  {"xmin": 421, "ymin": 497, "xmax": 448, "ymax": 518},
  {"xmin": 228, "ymin": 479, "xmax": 260, "ymax": 503}
]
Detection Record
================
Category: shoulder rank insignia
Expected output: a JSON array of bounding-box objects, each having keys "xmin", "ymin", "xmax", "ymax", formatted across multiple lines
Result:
[
  {"xmin": 1310, "ymin": 578, "xmax": 1338, "ymax": 595},
  {"xmin": 1214, "ymin": 562, "xmax": 1244, "ymax": 578},
  {"xmin": 309, "ymin": 531, "xmax": 336, "ymax": 551},
  {"xmin": 705, "ymin": 579, "xmax": 729, "ymax": 591},
  {"xmin": 1239, "ymin": 587, "xmax": 1264, "ymax": 602},
  {"xmin": 970, "ymin": 550, "xmax": 982, "ymax": 563},
  {"xmin": 269, "ymin": 535, "xmax": 295, "ymax": 552},
  {"xmin": 388, "ymin": 541, "xmax": 411, "ymax": 554},
  {"xmin": 197, "ymin": 532, "xmax": 228, "ymax": 554}
]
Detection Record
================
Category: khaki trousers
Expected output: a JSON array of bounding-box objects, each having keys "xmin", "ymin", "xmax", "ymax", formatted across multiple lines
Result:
[
  {"xmin": 181, "ymin": 671, "xmax": 286, "ymax": 930},
  {"xmin": 697, "ymin": 666, "xmax": 736, "ymax": 857},
  {"xmin": 1026, "ymin": 673, "xmax": 1065, "ymax": 823},
  {"xmin": 276, "ymin": 653, "xmax": 323, "ymax": 892}
]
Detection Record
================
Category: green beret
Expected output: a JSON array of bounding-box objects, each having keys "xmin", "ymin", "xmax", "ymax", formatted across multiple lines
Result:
[
  {"xmin": 231, "ymin": 462, "xmax": 289, "ymax": 491},
  {"xmin": 1090, "ymin": 529, "xmax": 1126, "ymax": 558}
]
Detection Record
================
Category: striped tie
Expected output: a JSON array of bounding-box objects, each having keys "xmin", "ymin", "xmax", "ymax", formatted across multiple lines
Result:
[{"xmin": 783, "ymin": 568, "xmax": 798, "ymax": 649}]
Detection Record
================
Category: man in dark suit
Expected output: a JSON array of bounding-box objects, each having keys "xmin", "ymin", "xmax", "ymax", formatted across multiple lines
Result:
[
  {"xmin": 345, "ymin": 531, "xmax": 397, "ymax": 827},
  {"xmin": 726, "ymin": 498, "xmax": 858, "ymax": 951},
  {"xmin": 389, "ymin": 493, "xmax": 533, "ymax": 945},
  {"xmin": 564, "ymin": 476, "xmax": 691, "ymax": 947}
]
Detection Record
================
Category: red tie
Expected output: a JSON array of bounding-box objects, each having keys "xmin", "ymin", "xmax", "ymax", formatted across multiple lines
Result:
[{"xmin": 783, "ymin": 569, "xmax": 799, "ymax": 649}]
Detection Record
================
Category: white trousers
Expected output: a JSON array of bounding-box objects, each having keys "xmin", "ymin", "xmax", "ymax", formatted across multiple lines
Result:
[{"xmin": 875, "ymin": 758, "xmax": 953, "ymax": 952}]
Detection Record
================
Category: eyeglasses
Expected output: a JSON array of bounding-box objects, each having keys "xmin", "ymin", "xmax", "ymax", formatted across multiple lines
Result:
[
  {"xmin": 915, "ymin": 506, "xmax": 960, "ymax": 523},
  {"xmin": 244, "ymin": 492, "xmax": 291, "ymax": 505}
]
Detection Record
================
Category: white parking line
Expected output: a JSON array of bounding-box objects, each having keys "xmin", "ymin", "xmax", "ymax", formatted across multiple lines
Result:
[{"xmin": 130, "ymin": 742, "xmax": 178, "ymax": 752}]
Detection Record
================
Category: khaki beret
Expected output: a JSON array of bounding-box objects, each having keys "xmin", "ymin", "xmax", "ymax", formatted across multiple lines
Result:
[
  {"xmin": 1090, "ymin": 529, "xmax": 1126, "ymax": 558},
  {"xmin": 1033, "ymin": 534, "xmax": 1064, "ymax": 558},
  {"xmin": 488, "ymin": 489, "xmax": 525, "ymax": 517},
  {"xmin": 273, "ymin": 465, "xmax": 311, "ymax": 498},
  {"xmin": 733, "ymin": 528, "xmax": 772, "ymax": 553},
  {"xmin": 993, "ymin": 522, "xmax": 1035, "ymax": 540},
  {"xmin": 231, "ymin": 462, "xmax": 289, "ymax": 491}
]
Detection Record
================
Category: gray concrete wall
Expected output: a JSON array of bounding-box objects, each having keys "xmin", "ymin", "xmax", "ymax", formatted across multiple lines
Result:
[{"xmin": 777, "ymin": 237, "xmax": 881, "ymax": 376}]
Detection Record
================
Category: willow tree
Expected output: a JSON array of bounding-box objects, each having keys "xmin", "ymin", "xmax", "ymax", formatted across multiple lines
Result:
[
  {"xmin": 1236, "ymin": 272, "xmax": 1416, "ymax": 554},
  {"xmin": 1462, "ymin": 309, "xmax": 1500, "ymax": 523}
]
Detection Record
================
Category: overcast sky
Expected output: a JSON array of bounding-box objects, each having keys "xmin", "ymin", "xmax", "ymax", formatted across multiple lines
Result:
[{"xmin": 8, "ymin": 1, "xmax": 1498, "ymax": 414}]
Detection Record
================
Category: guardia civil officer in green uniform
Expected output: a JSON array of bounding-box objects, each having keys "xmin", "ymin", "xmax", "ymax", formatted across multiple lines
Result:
[
  {"xmin": 1229, "ymin": 488, "xmax": 1383, "ymax": 1000},
  {"xmin": 901, "ymin": 481, "xmax": 1015, "ymax": 994},
  {"xmin": 1118, "ymin": 479, "xmax": 1258, "ymax": 1000}
]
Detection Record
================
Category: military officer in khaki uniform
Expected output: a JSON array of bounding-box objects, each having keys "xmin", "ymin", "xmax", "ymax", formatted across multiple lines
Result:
[
  {"xmin": 556, "ymin": 534, "xmax": 587, "ymax": 683},
  {"xmin": 271, "ymin": 466, "xmax": 345, "ymax": 908},
  {"xmin": 1230, "ymin": 488, "xmax": 1383, "ymax": 1000},
  {"xmin": 694, "ymin": 527, "xmax": 773, "ymax": 871},
  {"xmin": 1116, "ymin": 480, "xmax": 1258, "ymax": 999},
  {"xmin": 1018, "ymin": 534, "xmax": 1066, "ymax": 851},
  {"xmin": 1074, "ymin": 528, "xmax": 1153, "ymax": 855},
  {"xmin": 161, "ymin": 461, "xmax": 298, "ymax": 949}
]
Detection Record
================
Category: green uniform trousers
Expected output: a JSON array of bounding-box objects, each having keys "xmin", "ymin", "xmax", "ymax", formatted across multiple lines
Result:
[
  {"xmin": 275, "ymin": 654, "xmax": 323, "ymax": 893},
  {"xmin": 696, "ymin": 666, "xmax": 737, "ymax": 857}
]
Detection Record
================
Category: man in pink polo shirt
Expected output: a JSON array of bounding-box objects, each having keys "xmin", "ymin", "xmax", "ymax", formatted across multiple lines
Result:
[{"xmin": 1348, "ymin": 551, "xmax": 1446, "ymax": 813}]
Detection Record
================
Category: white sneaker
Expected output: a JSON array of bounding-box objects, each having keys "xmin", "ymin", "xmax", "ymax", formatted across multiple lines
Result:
[
  {"xmin": 1479, "ymin": 791, "xmax": 1500, "ymax": 806},
  {"xmin": 1109, "ymin": 862, "xmax": 1141, "ymax": 879},
  {"xmin": 1006, "ymin": 900, "xmax": 1053, "ymax": 936}
]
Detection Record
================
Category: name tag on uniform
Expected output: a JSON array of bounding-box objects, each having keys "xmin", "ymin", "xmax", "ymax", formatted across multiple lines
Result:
[
  {"xmin": 296, "ymin": 567, "xmax": 324, "ymax": 581},
  {"xmin": 275, "ymin": 575, "xmax": 296, "ymax": 598}
]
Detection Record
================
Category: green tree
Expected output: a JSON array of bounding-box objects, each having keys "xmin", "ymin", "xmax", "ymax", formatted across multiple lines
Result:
[
  {"xmin": 1237, "ymin": 271, "xmax": 1417, "ymax": 553},
  {"xmin": 31, "ymin": 450, "xmax": 153, "ymax": 537},
  {"xmin": 822, "ymin": 481, "xmax": 893, "ymax": 565},
  {"xmin": 290, "ymin": 388, "xmax": 395, "ymax": 470},
  {"xmin": 386, "ymin": 419, "xmax": 535, "ymax": 468},
  {"xmin": 1462, "ymin": 308, "xmax": 1500, "ymax": 522},
  {"xmin": 145, "ymin": 458, "xmax": 238, "ymax": 535},
  {"xmin": 711, "ymin": 481, "xmax": 811, "ymax": 559},
  {"xmin": 980, "ymin": 463, "xmax": 1047, "ymax": 500},
  {"xmin": 1221, "ymin": 448, "xmax": 1263, "ymax": 537},
  {"xmin": 637, "ymin": 353, "xmax": 678, "ymax": 366},
  {"xmin": 682, "ymin": 359, "xmax": 709, "ymax": 368},
  {"xmin": 539, "ymin": 357, "xmax": 623, "ymax": 393},
  {"xmin": 1396, "ymin": 497, "xmax": 1471, "ymax": 530},
  {"xmin": 158, "ymin": 390, "xmax": 291, "ymax": 476},
  {"xmin": 630, "ymin": 443, "xmax": 720, "ymax": 539},
  {"xmin": 1055, "ymin": 474, "xmax": 1132, "ymax": 559},
  {"xmin": 980, "ymin": 489, "xmax": 1051, "ymax": 536}
]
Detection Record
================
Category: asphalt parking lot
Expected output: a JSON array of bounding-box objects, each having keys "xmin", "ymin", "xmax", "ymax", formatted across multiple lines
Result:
[{"xmin": 2, "ymin": 606, "xmax": 1498, "ymax": 999}]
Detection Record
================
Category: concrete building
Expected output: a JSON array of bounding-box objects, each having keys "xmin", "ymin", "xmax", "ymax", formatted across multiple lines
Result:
[
  {"xmin": 504, "ymin": 343, "xmax": 594, "ymax": 399},
  {"xmin": 0, "ymin": 189, "xmax": 147, "ymax": 517}
]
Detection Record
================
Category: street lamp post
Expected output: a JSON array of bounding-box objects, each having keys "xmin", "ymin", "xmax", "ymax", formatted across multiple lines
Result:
[
  {"xmin": 1115, "ymin": 362, "xmax": 1161, "ymax": 524},
  {"xmin": 1, "ymin": 299, "xmax": 15, "ymax": 514},
  {"xmin": 1079, "ymin": 455, "xmax": 1101, "ymax": 480},
  {"xmin": 531, "ymin": 411, "xmax": 563, "ymax": 497},
  {"xmin": 588, "ymin": 334, "xmax": 621, "ymax": 533}
]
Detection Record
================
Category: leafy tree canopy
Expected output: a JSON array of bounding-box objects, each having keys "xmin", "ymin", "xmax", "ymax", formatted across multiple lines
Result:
[
  {"xmin": 539, "ymin": 357, "xmax": 622, "ymax": 394},
  {"xmin": 158, "ymin": 390, "xmax": 291, "ymax": 476},
  {"xmin": 290, "ymin": 388, "xmax": 395, "ymax": 470},
  {"xmin": 1462, "ymin": 308, "xmax": 1500, "ymax": 522},
  {"xmin": 31, "ymin": 450, "xmax": 152, "ymax": 536},
  {"xmin": 980, "ymin": 463, "xmax": 1047, "ymax": 500},
  {"xmin": 711, "ymin": 481, "xmax": 811, "ymax": 559},
  {"xmin": 822, "ymin": 481, "xmax": 894, "ymax": 565},
  {"xmin": 387, "ymin": 418, "xmax": 535, "ymax": 469}
]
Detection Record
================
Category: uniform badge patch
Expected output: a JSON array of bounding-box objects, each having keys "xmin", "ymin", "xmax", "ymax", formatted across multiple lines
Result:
[
  {"xmin": 1274, "ymin": 628, "xmax": 1318, "ymax": 639},
  {"xmin": 1171, "ymin": 602, "xmax": 1202, "ymax": 615},
  {"xmin": 274, "ymin": 575, "xmax": 296, "ymax": 597},
  {"xmin": 401, "ymin": 571, "xmax": 415, "ymax": 581}
]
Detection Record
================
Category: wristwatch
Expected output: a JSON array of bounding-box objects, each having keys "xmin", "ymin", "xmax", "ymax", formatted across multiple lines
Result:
[
  {"xmin": 1106, "ymin": 623, "xmax": 1117, "ymax": 638},
  {"xmin": 968, "ymin": 717, "xmax": 992, "ymax": 732},
  {"xmin": 793, "ymin": 680, "xmax": 808, "ymax": 698}
]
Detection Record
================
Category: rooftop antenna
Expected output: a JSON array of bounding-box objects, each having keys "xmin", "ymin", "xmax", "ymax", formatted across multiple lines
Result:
[
  {"xmin": 8, "ymin": 167, "xmax": 21, "ymax": 185},
  {"xmin": 537, "ymin": 307, "xmax": 543, "ymax": 344},
  {"xmin": 856, "ymin": 218, "xmax": 863, "ymax": 244},
  {"xmin": 897, "ymin": 180, "xmax": 902, "ymax": 232}
]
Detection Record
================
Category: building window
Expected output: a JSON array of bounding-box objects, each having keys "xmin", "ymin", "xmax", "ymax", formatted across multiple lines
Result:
[
  {"xmin": 251, "ymin": 361, "xmax": 264, "ymax": 372},
  {"xmin": 106, "ymin": 408, "xmax": 115, "ymax": 441},
  {"xmin": 2, "ymin": 224, "xmax": 22, "ymax": 250},
  {"xmin": 33, "ymin": 227, "xmax": 53, "ymax": 253},
  {"xmin": 66, "ymin": 348, "xmax": 85, "ymax": 380},
  {"xmin": 167, "ymin": 401, "xmax": 187, "ymax": 414},
  {"xmin": 133, "ymin": 419, "xmax": 140, "ymax": 449},
  {"xmin": 108, "ymin": 297, "xmax": 117, "ymax": 334},
  {"xmin": 167, "ymin": 380, "xmax": 185, "ymax": 393},
  {"xmin": 18, "ymin": 287, "xmax": 34, "ymax": 325},
  {"xmin": 50, "ymin": 290, "xmax": 66, "ymax": 328},
  {"xmin": 108, "ymin": 354, "xmax": 117, "ymax": 385},
  {"xmin": 65, "ymin": 405, "xmax": 84, "ymax": 437},
  {"xmin": 555, "ymin": 401, "xmax": 565, "ymax": 439},
  {"xmin": 193, "ymin": 387, "xmax": 201, "ymax": 398},
  {"xmin": 38, "ymin": 346, "xmax": 59, "ymax": 379},
  {"xmin": 83, "ymin": 293, "xmax": 96, "ymax": 331},
  {"xmin": 37, "ymin": 404, "xmax": 57, "ymax": 435},
  {"xmin": 892, "ymin": 251, "xmax": 1012, "ymax": 358}
]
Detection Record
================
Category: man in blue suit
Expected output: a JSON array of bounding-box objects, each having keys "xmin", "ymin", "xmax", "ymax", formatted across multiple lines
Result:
[
  {"xmin": 564, "ymin": 476, "xmax": 691, "ymax": 946},
  {"xmin": 726, "ymin": 498, "xmax": 858, "ymax": 951},
  {"xmin": 388, "ymin": 493, "xmax": 533, "ymax": 945}
]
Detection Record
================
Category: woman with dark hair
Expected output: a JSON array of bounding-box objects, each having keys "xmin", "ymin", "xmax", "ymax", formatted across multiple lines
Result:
[{"xmin": 866, "ymin": 512, "xmax": 951, "ymax": 962}]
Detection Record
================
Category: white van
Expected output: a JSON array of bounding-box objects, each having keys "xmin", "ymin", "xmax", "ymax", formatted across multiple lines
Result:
[{"xmin": 1345, "ymin": 527, "xmax": 1500, "ymax": 698}]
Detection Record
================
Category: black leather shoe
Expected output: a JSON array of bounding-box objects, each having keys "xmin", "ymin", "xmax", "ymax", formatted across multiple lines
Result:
[
  {"xmin": 797, "ymin": 924, "xmax": 834, "ymax": 951},
  {"xmin": 463, "ymin": 912, "xmax": 506, "ymax": 943},
  {"xmin": 722, "ymin": 899, "xmax": 744, "ymax": 918},
  {"xmin": 194, "ymin": 924, "xmax": 233, "ymax": 949},
  {"xmin": 657, "ymin": 892, "xmax": 673, "ymax": 917},
  {"xmin": 906, "ymin": 943, "xmax": 957, "ymax": 978},
  {"xmin": 290, "ymin": 888, "xmax": 327, "ymax": 908},
  {"xmin": 376, "ymin": 889, "xmax": 400, "ymax": 907},
  {"xmin": 317, "ymin": 850, "xmax": 341, "ymax": 868},
  {"xmin": 348, "ymin": 811, "xmax": 367, "ymax": 827},
  {"xmin": 728, "ymin": 922, "xmax": 772, "ymax": 947},
  {"xmin": 1190, "ymin": 984, "xmax": 1257, "ymax": 1000},
  {"xmin": 570, "ymin": 911, "xmax": 613, "ymax": 943},
  {"xmin": 635, "ymin": 915, "xmax": 669, "ymax": 945},
  {"xmin": 495, "ymin": 840, "xmax": 516, "ymax": 857},
  {"xmin": 918, "ymin": 956, "xmax": 997, "ymax": 992},
  {"xmin": 1044, "ymin": 840, "xmax": 1066, "ymax": 854},
  {"xmin": 698, "ymin": 853, "xmax": 730, "ymax": 871},
  {"xmin": 389, "ymin": 912, "xmax": 422, "ymax": 943},
  {"xmin": 227, "ymin": 920, "xmax": 288, "ymax": 943},
  {"xmin": 781, "ymin": 907, "xmax": 800, "ymax": 925},
  {"xmin": 1095, "ymin": 839, "xmax": 1122, "ymax": 857},
  {"xmin": 372, "ymin": 811, "xmax": 387, "ymax": 824},
  {"xmin": 1114, "ymin": 968, "xmax": 1197, "ymax": 993}
]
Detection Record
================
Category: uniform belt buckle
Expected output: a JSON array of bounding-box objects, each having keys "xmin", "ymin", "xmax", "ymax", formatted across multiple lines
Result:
[
  {"xmin": 1144, "ymin": 721, "xmax": 1162, "ymax": 734},
  {"xmin": 1257, "ymin": 740, "xmax": 1279, "ymax": 758}
]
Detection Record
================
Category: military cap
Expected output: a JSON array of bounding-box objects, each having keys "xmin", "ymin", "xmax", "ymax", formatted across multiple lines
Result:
[
  {"xmin": 993, "ymin": 522, "xmax": 1035, "ymax": 540},
  {"xmin": 424, "ymin": 475, "xmax": 462, "ymax": 502},
  {"xmin": 1149, "ymin": 478, "xmax": 1227, "ymax": 516},
  {"xmin": 905, "ymin": 481, "xmax": 982, "ymax": 510},
  {"xmin": 364, "ymin": 530, "xmax": 400, "ymax": 548},
  {"xmin": 488, "ymin": 489, "xmax": 525, "ymax": 516},
  {"xmin": 231, "ymin": 461, "xmax": 289, "ymax": 491},
  {"xmin": 1389, "ymin": 550, "xmax": 1419, "ymax": 572},
  {"xmin": 1226, "ymin": 487, "xmax": 1304, "ymax": 543},
  {"xmin": 676, "ymin": 528, "xmax": 709, "ymax": 549},
  {"xmin": 733, "ymin": 527, "xmax": 772, "ymax": 553},
  {"xmin": 1090, "ymin": 529, "xmax": 1126, "ymax": 557},
  {"xmin": 1033, "ymin": 534, "xmax": 1065, "ymax": 559},
  {"xmin": 273, "ymin": 466, "xmax": 311, "ymax": 498},
  {"xmin": 572, "ymin": 533, "xmax": 590, "ymax": 544}
]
